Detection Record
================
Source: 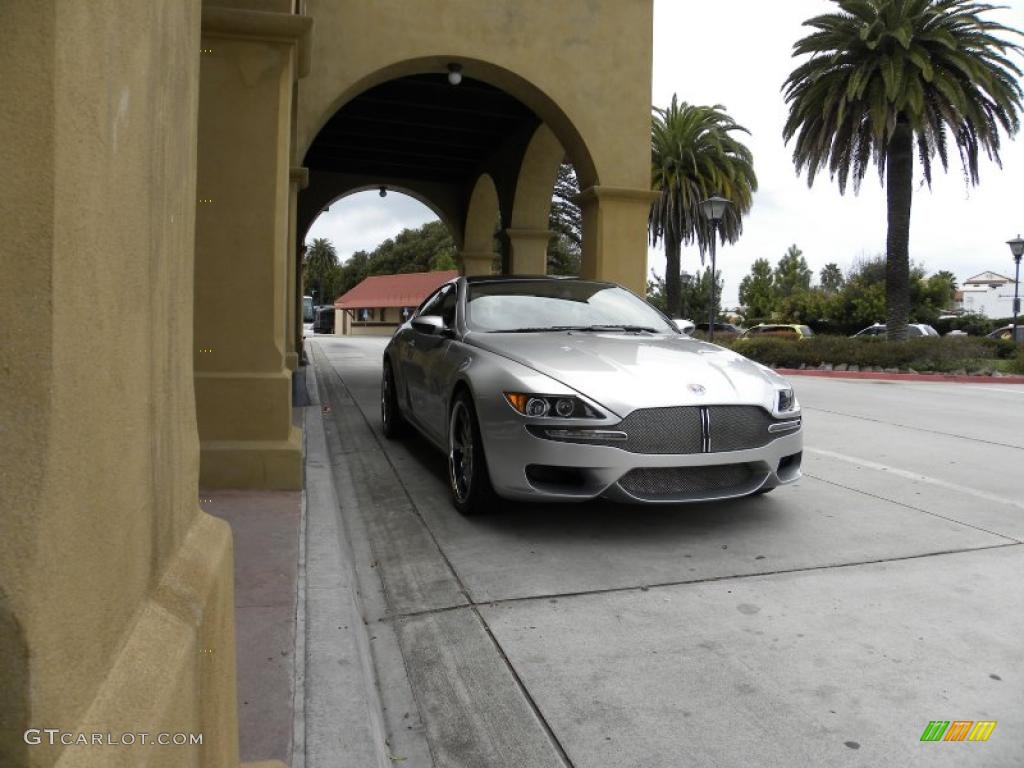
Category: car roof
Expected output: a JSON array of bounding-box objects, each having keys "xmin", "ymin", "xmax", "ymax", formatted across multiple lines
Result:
[{"xmin": 462, "ymin": 274, "xmax": 614, "ymax": 286}]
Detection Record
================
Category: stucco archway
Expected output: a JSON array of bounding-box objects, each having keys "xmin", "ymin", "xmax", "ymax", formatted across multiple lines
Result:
[
  {"xmin": 506, "ymin": 123, "xmax": 566, "ymax": 274},
  {"xmin": 299, "ymin": 183, "xmax": 460, "ymax": 249},
  {"xmin": 300, "ymin": 56, "xmax": 599, "ymax": 191},
  {"xmin": 462, "ymin": 173, "xmax": 501, "ymax": 275}
]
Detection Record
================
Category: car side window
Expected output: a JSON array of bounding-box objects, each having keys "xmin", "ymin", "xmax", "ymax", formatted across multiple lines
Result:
[
  {"xmin": 436, "ymin": 287, "xmax": 457, "ymax": 328},
  {"xmin": 417, "ymin": 286, "xmax": 447, "ymax": 318}
]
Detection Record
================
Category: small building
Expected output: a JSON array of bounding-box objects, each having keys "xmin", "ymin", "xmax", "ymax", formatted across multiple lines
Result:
[
  {"xmin": 334, "ymin": 270, "xmax": 459, "ymax": 335},
  {"xmin": 957, "ymin": 271, "xmax": 1019, "ymax": 317}
]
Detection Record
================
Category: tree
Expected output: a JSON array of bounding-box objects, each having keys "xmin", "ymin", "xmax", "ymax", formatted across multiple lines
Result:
[
  {"xmin": 307, "ymin": 220, "xmax": 461, "ymax": 302},
  {"xmin": 739, "ymin": 258, "xmax": 777, "ymax": 319},
  {"xmin": 684, "ymin": 267, "xmax": 725, "ymax": 323},
  {"xmin": 779, "ymin": 288, "xmax": 837, "ymax": 327},
  {"xmin": 647, "ymin": 267, "xmax": 723, "ymax": 321},
  {"xmin": 819, "ymin": 263, "xmax": 846, "ymax": 293},
  {"xmin": 913, "ymin": 271, "xmax": 958, "ymax": 321},
  {"xmin": 933, "ymin": 269, "xmax": 958, "ymax": 291},
  {"xmin": 646, "ymin": 270, "xmax": 668, "ymax": 312},
  {"xmin": 650, "ymin": 96, "xmax": 757, "ymax": 317},
  {"xmin": 430, "ymin": 250, "xmax": 458, "ymax": 271},
  {"xmin": 774, "ymin": 244, "xmax": 812, "ymax": 298},
  {"xmin": 547, "ymin": 162, "xmax": 582, "ymax": 275},
  {"xmin": 303, "ymin": 238, "xmax": 339, "ymax": 304},
  {"xmin": 783, "ymin": 0, "xmax": 1022, "ymax": 340}
]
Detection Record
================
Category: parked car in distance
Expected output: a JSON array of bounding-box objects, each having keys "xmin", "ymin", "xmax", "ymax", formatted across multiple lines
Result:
[
  {"xmin": 743, "ymin": 324, "xmax": 814, "ymax": 340},
  {"xmin": 695, "ymin": 322, "xmax": 743, "ymax": 336},
  {"xmin": 673, "ymin": 318, "xmax": 696, "ymax": 335},
  {"xmin": 852, "ymin": 323, "xmax": 938, "ymax": 338},
  {"xmin": 313, "ymin": 305, "xmax": 336, "ymax": 334},
  {"xmin": 987, "ymin": 324, "xmax": 1024, "ymax": 342}
]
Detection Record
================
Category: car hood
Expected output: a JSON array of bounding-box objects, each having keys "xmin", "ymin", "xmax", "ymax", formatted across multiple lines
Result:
[{"xmin": 466, "ymin": 331, "xmax": 786, "ymax": 417}]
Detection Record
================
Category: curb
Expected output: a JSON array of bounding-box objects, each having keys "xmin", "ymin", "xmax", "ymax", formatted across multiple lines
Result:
[
  {"xmin": 298, "ymin": 347, "xmax": 393, "ymax": 768},
  {"xmin": 775, "ymin": 368, "xmax": 1024, "ymax": 384}
]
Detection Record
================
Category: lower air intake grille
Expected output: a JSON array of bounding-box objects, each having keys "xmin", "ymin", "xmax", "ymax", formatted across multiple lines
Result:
[{"xmin": 618, "ymin": 463, "xmax": 766, "ymax": 500}]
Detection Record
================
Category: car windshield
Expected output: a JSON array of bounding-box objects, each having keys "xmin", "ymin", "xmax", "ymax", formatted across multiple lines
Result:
[{"xmin": 466, "ymin": 280, "xmax": 676, "ymax": 333}]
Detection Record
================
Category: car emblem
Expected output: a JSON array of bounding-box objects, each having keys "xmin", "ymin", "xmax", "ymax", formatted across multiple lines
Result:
[{"xmin": 688, "ymin": 383, "xmax": 706, "ymax": 395}]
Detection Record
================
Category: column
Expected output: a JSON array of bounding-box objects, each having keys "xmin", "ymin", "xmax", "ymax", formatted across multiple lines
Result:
[
  {"xmin": 194, "ymin": 8, "xmax": 311, "ymax": 490},
  {"xmin": 577, "ymin": 186, "xmax": 659, "ymax": 295},
  {"xmin": 286, "ymin": 166, "xmax": 309, "ymax": 371},
  {"xmin": 505, "ymin": 228, "xmax": 553, "ymax": 275},
  {"xmin": 460, "ymin": 250, "xmax": 497, "ymax": 276}
]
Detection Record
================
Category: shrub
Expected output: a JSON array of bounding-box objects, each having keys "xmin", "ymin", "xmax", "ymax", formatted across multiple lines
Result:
[
  {"xmin": 1011, "ymin": 345, "xmax": 1024, "ymax": 375},
  {"xmin": 724, "ymin": 335, "xmax": 1008, "ymax": 373}
]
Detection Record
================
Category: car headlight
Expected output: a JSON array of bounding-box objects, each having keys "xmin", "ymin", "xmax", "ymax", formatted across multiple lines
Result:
[
  {"xmin": 776, "ymin": 387, "xmax": 799, "ymax": 414},
  {"xmin": 504, "ymin": 392, "xmax": 603, "ymax": 419}
]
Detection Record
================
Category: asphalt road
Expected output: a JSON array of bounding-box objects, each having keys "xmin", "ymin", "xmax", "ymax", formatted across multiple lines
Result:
[{"xmin": 308, "ymin": 334, "xmax": 1024, "ymax": 768}]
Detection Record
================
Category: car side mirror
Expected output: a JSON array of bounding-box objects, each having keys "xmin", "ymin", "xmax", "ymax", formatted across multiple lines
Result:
[{"xmin": 411, "ymin": 315, "xmax": 447, "ymax": 336}]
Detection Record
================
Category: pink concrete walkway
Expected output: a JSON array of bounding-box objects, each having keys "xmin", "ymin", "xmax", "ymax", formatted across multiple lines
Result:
[{"xmin": 203, "ymin": 490, "xmax": 301, "ymax": 765}]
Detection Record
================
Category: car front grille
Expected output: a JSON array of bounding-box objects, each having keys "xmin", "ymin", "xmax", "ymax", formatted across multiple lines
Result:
[
  {"xmin": 615, "ymin": 406, "xmax": 705, "ymax": 453},
  {"xmin": 530, "ymin": 405, "xmax": 799, "ymax": 454},
  {"xmin": 705, "ymin": 406, "xmax": 774, "ymax": 452},
  {"xmin": 562, "ymin": 405, "xmax": 786, "ymax": 454},
  {"xmin": 618, "ymin": 463, "xmax": 767, "ymax": 501}
]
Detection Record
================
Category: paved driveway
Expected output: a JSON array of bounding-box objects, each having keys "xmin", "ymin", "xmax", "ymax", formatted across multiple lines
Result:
[{"xmin": 308, "ymin": 335, "xmax": 1023, "ymax": 768}]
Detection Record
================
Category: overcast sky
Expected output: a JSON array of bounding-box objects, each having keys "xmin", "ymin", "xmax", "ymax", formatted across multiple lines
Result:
[{"xmin": 307, "ymin": 0, "xmax": 1024, "ymax": 306}]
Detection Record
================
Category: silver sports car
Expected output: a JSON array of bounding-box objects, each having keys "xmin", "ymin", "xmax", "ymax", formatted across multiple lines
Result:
[{"xmin": 381, "ymin": 276, "xmax": 802, "ymax": 514}]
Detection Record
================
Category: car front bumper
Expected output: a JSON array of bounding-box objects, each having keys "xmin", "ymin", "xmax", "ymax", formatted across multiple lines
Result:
[{"xmin": 475, "ymin": 393, "xmax": 803, "ymax": 504}]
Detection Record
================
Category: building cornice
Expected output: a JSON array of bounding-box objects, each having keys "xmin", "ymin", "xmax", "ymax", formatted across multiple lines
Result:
[{"xmin": 202, "ymin": 7, "xmax": 313, "ymax": 78}]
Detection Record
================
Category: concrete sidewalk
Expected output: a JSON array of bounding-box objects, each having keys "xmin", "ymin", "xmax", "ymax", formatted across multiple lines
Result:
[
  {"xmin": 203, "ymin": 489, "xmax": 301, "ymax": 765},
  {"xmin": 203, "ymin": 358, "xmax": 393, "ymax": 768}
]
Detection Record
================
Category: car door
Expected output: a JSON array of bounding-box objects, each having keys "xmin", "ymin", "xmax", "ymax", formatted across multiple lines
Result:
[
  {"xmin": 403, "ymin": 285, "xmax": 455, "ymax": 439},
  {"xmin": 417, "ymin": 286, "xmax": 459, "ymax": 441},
  {"xmin": 399, "ymin": 286, "xmax": 445, "ymax": 420}
]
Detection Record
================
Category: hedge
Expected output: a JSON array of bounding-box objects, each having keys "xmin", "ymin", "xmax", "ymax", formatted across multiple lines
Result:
[{"xmin": 720, "ymin": 335, "xmax": 1019, "ymax": 374}]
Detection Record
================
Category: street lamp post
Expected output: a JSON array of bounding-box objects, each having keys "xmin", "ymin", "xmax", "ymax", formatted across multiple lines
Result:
[
  {"xmin": 680, "ymin": 270, "xmax": 692, "ymax": 320},
  {"xmin": 700, "ymin": 195, "xmax": 732, "ymax": 342},
  {"xmin": 1009, "ymin": 235, "xmax": 1024, "ymax": 343}
]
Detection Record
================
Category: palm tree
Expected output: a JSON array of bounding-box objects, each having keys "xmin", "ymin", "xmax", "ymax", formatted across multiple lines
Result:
[
  {"xmin": 783, "ymin": 0, "xmax": 1022, "ymax": 340},
  {"xmin": 650, "ymin": 97, "xmax": 757, "ymax": 318},
  {"xmin": 303, "ymin": 237, "xmax": 338, "ymax": 303}
]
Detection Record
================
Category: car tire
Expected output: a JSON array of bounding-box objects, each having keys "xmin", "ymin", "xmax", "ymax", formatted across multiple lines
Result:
[
  {"xmin": 447, "ymin": 391, "xmax": 497, "ymax": 516},
  {"xmin": 381, "ymin": 360, "xmax": 407, "ymax": 439}
]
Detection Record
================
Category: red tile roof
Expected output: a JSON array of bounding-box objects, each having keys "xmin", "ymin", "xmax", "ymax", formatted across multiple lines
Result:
[{"xmin": 334, "ymin": 270, "xmax": 458, "ymax": 309}]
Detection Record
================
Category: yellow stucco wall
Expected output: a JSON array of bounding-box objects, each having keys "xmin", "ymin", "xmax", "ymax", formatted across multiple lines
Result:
[
  {"xmin": 296, "ymin": 0, "xmax": 654, "ymax": 191},
  {"xmin": 1, "ymin": 4, "xmax": 657, "ymax": 767},
  {"xmin": 193, "ymin": 8, "xmax": 308, "ymax": 490},
  {"xmin": 0, "ymin": 2, "xmax": 239, "ymax": 766}
]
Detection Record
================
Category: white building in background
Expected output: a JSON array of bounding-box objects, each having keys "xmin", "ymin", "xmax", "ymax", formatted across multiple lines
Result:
[{"xmin": 956, "ymin": 271, "xmax": 1018, "ymax": 318}]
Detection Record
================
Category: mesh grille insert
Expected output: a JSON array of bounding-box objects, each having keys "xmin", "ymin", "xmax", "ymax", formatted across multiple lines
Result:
[
  {"xmin": 615, "ymin": 406, "xmax": 704, "ymax": 454},
  {"xmin": 532, "ymin": 405, "xmax": 794, "ymax": 455},
  {"xmin": 619, "ymin": 463, "xmax": 766, "ymax": 500},
  {"xmin": 706, "ymin": 406, "xmax": 774, "ymax": 452}
]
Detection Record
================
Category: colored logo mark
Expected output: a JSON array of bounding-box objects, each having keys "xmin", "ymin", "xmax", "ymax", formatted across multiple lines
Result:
[{"xmin": 920, "ymin": 721, "xmax": 996, "ymax": 742}]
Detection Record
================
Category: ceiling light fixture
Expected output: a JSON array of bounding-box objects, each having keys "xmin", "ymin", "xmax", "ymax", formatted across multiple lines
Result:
[
  {"xmin": 447, "ymin": 62, "xmax": 463, "ymax": 86},
  {"xmin": 379, "ymin": 186, "xmax": 387, "ymax": 198}
]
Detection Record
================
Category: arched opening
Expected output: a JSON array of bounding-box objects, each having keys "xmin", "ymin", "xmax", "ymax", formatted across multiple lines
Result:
[
  {"xmin": 302, "ymin": 189, "xmax": 459, "ymax": 337},
  {"xmin": 300, "ymin": 58, "xmax": 598, "ymax": 189},
  {"xmin": 463, "ymin": 173, "xmax": 501, "ymax": 275},
  {"xmin": 300, "ymin": 184, "xmax": 457, "ymax": 248},
  {"xmin": 297, "ymin": 64, "xmax": 600, "ymax": 286}
]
